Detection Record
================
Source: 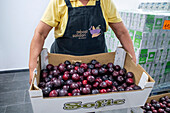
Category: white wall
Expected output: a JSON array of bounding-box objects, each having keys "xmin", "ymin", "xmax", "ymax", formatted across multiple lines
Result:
[
  {"xmin": 0, "ymin": 0, "xmax": 54, "ymax": 71},
  {"xmin": 0, "ymin": 0, "xmax": 169, "ymax": 71}
]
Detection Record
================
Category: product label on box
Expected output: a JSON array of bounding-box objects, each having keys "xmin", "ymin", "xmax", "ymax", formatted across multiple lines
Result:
[
  {"xmin": 145, "ymin": 15, "xmax": 155, "ymax": 32},
  {"xmin": 139, "ymin": 49, "xmax": 148, "ymax": 64},
  {"xmin": 163, "ymin": 20, "xmax": 170, "ymax": 30},
  {"xmin": 63, "ymin": 99, "xmax": 125, "ymax": 110},
  {"xmin": 154, "ymin": 18, "xmax": 163, "ymax": 30},
  {"xmin": 134, "ymin": 31, "xmax": 142, "ymax": 48}
]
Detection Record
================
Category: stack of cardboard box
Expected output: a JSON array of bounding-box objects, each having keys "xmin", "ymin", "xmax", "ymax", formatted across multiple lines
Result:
[{"xmin": 105, "ymin": 10, "xmax": 170, "ymax": 86}]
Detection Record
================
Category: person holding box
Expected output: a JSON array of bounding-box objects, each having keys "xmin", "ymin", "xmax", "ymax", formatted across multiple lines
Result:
[{"xmin": 29, "ymin": 0, "xmax": 136, "ymax": 88}]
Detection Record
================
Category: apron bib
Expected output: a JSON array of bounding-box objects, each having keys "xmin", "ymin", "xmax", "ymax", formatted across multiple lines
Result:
[{"xmin": 50, "ymin": 0, "xmax": 107, "ymax": 55}]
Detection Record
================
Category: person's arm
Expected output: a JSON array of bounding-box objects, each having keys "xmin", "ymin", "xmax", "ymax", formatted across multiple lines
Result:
[
  {"xmin": 109, "ymin": 22, "xmax": 136, "ymax": 63},
  {"xmin": 29, "ymin": 21, "xmax": 53, "ymax": 84}
]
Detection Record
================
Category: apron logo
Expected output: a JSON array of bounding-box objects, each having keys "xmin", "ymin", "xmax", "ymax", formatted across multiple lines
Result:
[
  {"xmin": 72, "ymin": 30, "xmax": 88, "ymax": 39},
  {"xmin": 89, "ymin": 25, "xmax": 101, "ymax": 38}
]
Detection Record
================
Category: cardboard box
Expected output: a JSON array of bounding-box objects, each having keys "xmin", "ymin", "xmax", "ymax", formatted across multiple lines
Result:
[
  {"xmin": 29, "ymin": 49, "xmax": 155, "ymax": 113},
  {"xmin": 130, "ymin": 93, "xmax": 170, "ymax": 113}
]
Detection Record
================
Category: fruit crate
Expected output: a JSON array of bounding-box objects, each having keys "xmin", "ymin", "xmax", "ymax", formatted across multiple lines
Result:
[
  {"xmin": 130, "ymin": 93, "xmax": 170, "ymax": 113},
  {"xmin": 29, "ymin": 48, "xmax": 155, "ymax": 113}
]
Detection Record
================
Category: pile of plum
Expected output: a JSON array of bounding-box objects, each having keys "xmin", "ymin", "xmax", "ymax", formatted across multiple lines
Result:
[
  {"xmin": 142, "ymin": 96, "xmax": 170, "ymax": 113},
  {"xmin": 38, "ymin": 60, "xmax": 141, "ymax": 97}
]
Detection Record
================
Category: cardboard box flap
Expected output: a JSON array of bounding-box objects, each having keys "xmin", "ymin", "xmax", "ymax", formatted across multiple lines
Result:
[
  {"xmin": 138, "ymin": 72, "xmax": 148, "ymax": 89},
  {"xmin": 29, "ymin": 89, "xmax": 43, "ymax": 98}
]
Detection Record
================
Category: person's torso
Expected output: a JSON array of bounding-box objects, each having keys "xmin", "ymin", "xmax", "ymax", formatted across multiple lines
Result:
[{"xmin": 54, "ymin": 0, "xmax": 109, "ymax": 38}]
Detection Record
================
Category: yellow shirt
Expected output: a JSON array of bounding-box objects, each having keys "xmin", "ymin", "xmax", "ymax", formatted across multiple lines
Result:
[{"xmin": 41, "ymin": 0, "xmax": 122, "ymax": 38}]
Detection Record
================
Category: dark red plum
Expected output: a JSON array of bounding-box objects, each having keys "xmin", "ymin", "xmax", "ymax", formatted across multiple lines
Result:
[
  {"xmin": 105, "ymin": 80, "xmax": 112, "ymax": 87},
  {"xmin": 126, "ymin": 78, "xmax": 134, "ymax": 85},
  {"xmin": 66, "ymin": 79, "xmax": 73, "ymax": 85},
  {"xmin": 114, "ymin": 65, "xmax": 121, "ymax": 71},
  {"xmin": 44, "ymin": 77, "xmax": 51, "ymax": 83},
  {"xmin": 87, "ymin": 75, "xmax": 95, "ymax": 83},
  {"xmin": 53, "ymin": 66, "xmax": 58, "ymax": 70},
  {"xmin": 117, "ymin": 76, "xmax": 124, "ymax": 83},
  {"xmin": 68, "ymin": 93, "xmax": 72, "ymax": 96},
  {"xmin": 87, "ymin": 63, "xmax": 94, "ymax": 69},
  {"xmin": 42, "ymin": 87, "xmax": 51, "ymax": 97},
  {"xmin": 92, "ymin": 69, "xmax": 98, "ymax": 76},
  {"xmin": 59, "ymin": 89, "xmax": 68, "ymax": 96},
  {"xmin": 106, "ymin": 88, "xmax": 112, "ymax": 92},
  {"xmin": 95, "ymin": 77, "xmax": 102, "ymax": 83},
  {"xmin": 112, "ymin": 71, "xmax": 119, "ymax": 78},
  {"xmin": 83, "ymin": 80, "xmax": 88, "ymax": 86},
  {"xmin": 117, "ymin": 86, "xmax": 125, "ymax": 91},
  {"xmin": 112, "ymin": 86, "xmax": 118, "ymax": 92},
  {"xmin": 125, "ymin": 87, "xmax": 133, "ymax": 91},
  {"xmin": 99, "ymin": 68, "xmax": 107, "ymax": 75},
  {"xmin": 63, "ymin": 73, "xmax": 70, "ymax": 81},
  {"xmin": 126, "ymin": 72, "xmax": 134, "ymax": 78},
  {"xmin": 38, "ymin": 82, "xmax": 46, "ymax": 89},
  {"xmin": 53, "ymin": 70, "xmax": 60, "ymax": 77},
  {"xmin": 70, "ymin": 83, "xmax": 79, "ymax": 89},
  {"xmin": 69, "ymin": 69, "xmax": 77, "ymax": 75},
  {"xmin": 73, "ymin": 93, "xmax": 81, "ymax": 96},
  {"xmin": 99, "ymin": 81, "xmax": 107, "ymax": 88},
  {"xmin": 107, "ymin": 63, "xmax": 114, "ymax": 68},
  {"xmin": 74, "ymin": 62, "xmax": 81, "ymax": 67},
  {"xmin": 92, "ymin": 89, "xmax": 99, "ymax": 94},
  {"xmin": 112, "ymin": 81, "xmax": 119, "ymax": 87},
  {"xmin": 77, "ymin": 68, "xmax": 84, "ymax": 74},
  {"xmin": 74, "ymin": 66, "xmax": 79, "ymax": 71},
  {"xmin": 100, "ymin": 89, "xmax": 107, "ymax": 93},
  {"xmin": 46, "ymin": 64, "xmax": 54, "ymax": 71},
  {"xmin": 64, "ymin": 60, "xmax": 71, "ymax": 65},
  {"xmin": 82, "ymin": 88, "xmax": 91, "ymax": 94},
  {"xmin": 133, "ymin": 85, "xmax": 141, "ymax": 90},
  {"xmin": 46, "ymin": 81, "xmax": 53, "ymax": 89},
  {"xmin": 93, "ymin": 82, "xmax": 99, "ymax": 88},
  {"xmin": 95, "ymin": 63, "xmax": 101, "ymax": 68},
  {"xmin": 80, "ymin": 63, "xmax": 88, "ymax": 70},
  {"xmin": 63, "ymin": 85, "xmax": 70, "ymax": 90},
  {"xmin": 53, "ymin": 79, "xmax": 61, "ymax": 88},
  {"xmin": 49, "ymin": 90, "xmax": 58, "ymax": 97},
  {"xmin": 119, "ymin": 69, "xmax": 125, "ymax": 76},
  {"xmin": 72, "ymin": 89, "xmax": 80, "ymax": 94},
  {"xmin": 67, "ymin": 64, "xmax": 75, "ymax": 70},
  {"xmin": 91, "ymin": 59, "xmax": 98, "ymax": 65},
  {"xmin": 83, "ymin": 72, "xmax": 90, "ymax": 78},
  {"xmin": 85, "ymin": 84, "xmax": 92, "ymax": 89},
  {"xmin": 72, "ymin": 74, "xmax": 80, "ymax": 81},
  {"xmin": 58, "ymin": 64, "xmax": 66, "ymax": 72},
  {"xmin": 108, "ymin": 68, "xmax": 114, "ymax": 73}
]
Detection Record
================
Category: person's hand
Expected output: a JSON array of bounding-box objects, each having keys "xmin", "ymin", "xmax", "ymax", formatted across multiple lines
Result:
[
  {"xmin": 132, "ymin": 55, "xmax": 137, "ymax": 64},
  {"xmin": 29, "ymin": 69, "xmax": 34, "ymax": 85}
]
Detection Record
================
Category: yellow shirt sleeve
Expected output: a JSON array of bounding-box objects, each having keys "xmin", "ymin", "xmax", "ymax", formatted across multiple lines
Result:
[
  {"xmin": 41, "ymin": 0, "xmax": 60, "ymax": 27},
  {"xmin": 105, "ymin": 0, "xmax": 122, "ymax": 23}
]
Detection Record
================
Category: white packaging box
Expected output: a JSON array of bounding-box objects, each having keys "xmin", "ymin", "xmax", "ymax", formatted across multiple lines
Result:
[
  {"xmin": 155, "ymin": 49, "xmax": 164, "ymax": 63},
  {"xmin": 145, "ymin": 63, "xmax": 152, "ymax": 74},
  {"xmin": 134, "ymin": 31, "xmax": 150, "ymax": 49},
  {"xmin": 29, "ymin": 49, "xmax": 155, "ymax": 113},
  {"xmin": 147, "ymin": 49, "xmax": 157, "ymax": 63},
  {"xmin": 138, "ymin": 13, "xmax": 155, "ymax": 32},
  {"xmin": 149, "ymin": 32, "xmax": 159, "ymax": 49},
  {"xmin": 153, "ymin": 14, "xmax": 164, "ymax": 32}
]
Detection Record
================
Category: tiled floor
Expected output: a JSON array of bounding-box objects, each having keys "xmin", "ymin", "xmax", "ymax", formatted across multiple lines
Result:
[{"xmin": 0, "ymin": 71, "xmax": 33, "ymax": 113}]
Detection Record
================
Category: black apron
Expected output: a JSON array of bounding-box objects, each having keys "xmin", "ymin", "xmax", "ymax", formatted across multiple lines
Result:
[{"xmin": 50, "ymin": 0, "xmax": 107, "ymax": 55}]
